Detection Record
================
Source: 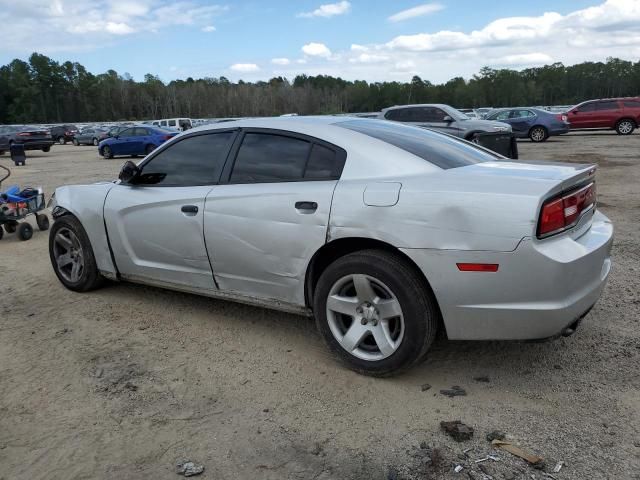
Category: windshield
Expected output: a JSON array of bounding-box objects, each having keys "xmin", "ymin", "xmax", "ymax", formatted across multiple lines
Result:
[{"xmin": 338, "ymin": 119, "xmax": 499, "ymax": 169}]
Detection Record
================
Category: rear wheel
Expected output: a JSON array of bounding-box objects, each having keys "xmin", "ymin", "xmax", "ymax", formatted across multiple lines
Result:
[
  {"xmin": 18, "ymin": 222, "xmax": 33, "ymax": 241},
  {"xmin": 49, "ymin": 215, "xmax": 103, "ymax": 292},
  {"xmin": 102, "ymin": 146, "xmax": 113, "ymax": 159},
  {"xmin": 313, "ymin": 250, "xmax": 439, "ymax": 376},
  {"xmin": 58, "ymin": 137, "xmax": 65, "ymax": 145},
  {"xmin": 529, "ymin": 126, "xmax": 548, "ymax": 142},
  {"xmin": 36, "ymin": 214, "xmax": 50, "ymax": 231},
  {"xmin": 72, "ymin": 138, "xmax": 79, "ymax": 146},
  {"xmin": 92, "ymin": 138, "xmax": 99, "ymax": 146},
  {"xmin": 4, "ymin": 221, "xmax": 17, "ymax": 233},
  {"xmin": 615, "ymin": 119, "xmax": 635, "ymax": 135},
  {"xmin": 42, "ymin": 146, "xmax": 50, "ymax": 152}
]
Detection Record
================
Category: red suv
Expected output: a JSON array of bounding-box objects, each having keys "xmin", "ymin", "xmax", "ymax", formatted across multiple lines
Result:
[{"xmin": 566, "ymin": 98, "xmax": 640, "ymax": 135}]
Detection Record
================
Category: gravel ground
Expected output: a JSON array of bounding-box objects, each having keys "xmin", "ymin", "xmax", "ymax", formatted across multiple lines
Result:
[{"xmin": 0, "ymin": 132, "xmax": 638, "ymax": 480}]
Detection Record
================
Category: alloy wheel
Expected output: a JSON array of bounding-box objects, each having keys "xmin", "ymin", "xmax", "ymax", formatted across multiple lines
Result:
[
  {"xmin": 618, "ymin": 121, "xmax": 633, "ymax": 134},
  {"xmin": 326, "ymin": 274, "xmax": 404, "ymax": 361},
  {"xmin": 52, "ymin": 227, "xmax": 85, "ymax": 283},
  {"xmin": 531, "ymin": 127, "xmax": 546, "ymax": 142}
]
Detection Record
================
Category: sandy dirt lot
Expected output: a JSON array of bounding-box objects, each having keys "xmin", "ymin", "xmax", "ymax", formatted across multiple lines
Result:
[{"xmin": 1, "ymin": 132, "xmax": 639, "ymax": 480}]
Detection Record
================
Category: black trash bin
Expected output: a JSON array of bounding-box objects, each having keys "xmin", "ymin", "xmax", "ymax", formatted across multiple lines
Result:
[
  {"xmin": 10, "ymin": 143, "xmax": 26, "ymax": 166},
  {"xmin": 474, "ymin": 132, "xmax": 518, "ymax": 159}
]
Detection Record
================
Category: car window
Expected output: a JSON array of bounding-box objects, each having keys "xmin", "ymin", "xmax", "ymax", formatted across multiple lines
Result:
[
  {"xmin": 511, "ymin": 110, "xmax": 535, "ymax": 118},
  {"xmin": 135, "ymin": 132, "xmax": 235, "ymax": 186},
  {"xmin": 168, "ymin": 119, "xmax": 176, "ymax": 127},
  {"xmin": 492, "ymin": 111, "xmax": 511, "ymax": 121},
  {"xmin": 623, "ymin": 100, "xmax": 640, "ymax": 108},
  {"xmin": 160, "ymin": 120, "xmax": 167, "ymax": 126},
  {"xmin": 304, "ymin": 143, "xmax": 344, "ymax": 179},
  {"xmin": 118, "ymin": 128, "xmax": 135, "ymax": 137},
  {"xmin": 338, "ymin": 119, "xmax": 498, "ymax": 169},
  {"xmin": 230, "ymin": 133, "xmax": 311, "ymax": 183},
  {"xmin": 384, "ymin": 109, "xmax": 411, "ymax": 122},
  {"xmin": 596, "ymin": 101, "xmax": 618, "ymax": 111},
  {"xmin": 577, "ymin": 102, "xmax": 596, "ymax": 112},
  {"xmin": 134, "ymin": 127, "xmax": 149, "ymax": 136}
]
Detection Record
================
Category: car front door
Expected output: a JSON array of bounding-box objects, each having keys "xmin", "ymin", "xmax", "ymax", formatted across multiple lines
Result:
[
  {"xmin": 103, "ymin": 130, "xmax": 238, "ymax": 290},
  {"xmin": 204, "ymin": 129, "xmax": 346, "ymax": 305},
  {"xmin": 112, "ymin": 128, "xmax": 136, "ymax": 155},
  {"xmin": 569, "ymin": 102, "xmax": 597, "ymax": 128},
  {"xmin": 413, "ymin": 107, "xmax": 461, "ymax": 135}
]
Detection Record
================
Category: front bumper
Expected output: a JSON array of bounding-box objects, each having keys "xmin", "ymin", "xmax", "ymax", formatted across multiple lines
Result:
[{"xmin": 401, "ymin": 210, "xmax": 613, "ymax": 340}]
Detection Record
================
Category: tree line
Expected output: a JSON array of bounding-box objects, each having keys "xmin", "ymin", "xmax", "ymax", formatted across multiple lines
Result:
[{"xmin": 0, "ymin": 53, "xmax": 639, "ymax": 124}]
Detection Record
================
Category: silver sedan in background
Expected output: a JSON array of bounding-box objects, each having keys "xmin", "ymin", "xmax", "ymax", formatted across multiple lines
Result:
[{"xmin": 48, "ymin": 117, "xmax": 612, "ymax": 376}]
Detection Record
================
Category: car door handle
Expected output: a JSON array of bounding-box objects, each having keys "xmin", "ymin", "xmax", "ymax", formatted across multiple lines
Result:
[
  {"xmin": 295, "ymin": 201, "xmax": 318, "ymax": 212},
  {"xmin": 181, "ymin": 205, "xmax": 198, "ymax": 215}
]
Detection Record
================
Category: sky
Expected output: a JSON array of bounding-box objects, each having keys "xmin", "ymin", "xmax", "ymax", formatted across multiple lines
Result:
[{"xmin": 0, "ymin": 0, "xmax": 639, "ymax": 84}]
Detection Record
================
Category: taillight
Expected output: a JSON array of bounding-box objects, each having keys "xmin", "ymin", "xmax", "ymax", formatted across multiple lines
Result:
[
  {"xmin": 162, "ymin": 135, "xmax": 173, "ymax": 141},
  {"xmin": 538, "ymin": 182, "xmax": 596, "ymax": 238},
  {"xmin": 556, "ymin": 114, "xmax": 568, "ymax": 122},
  {"xmin": 17, "ymin": 132, "xmax": 31, "ymax": 137}
]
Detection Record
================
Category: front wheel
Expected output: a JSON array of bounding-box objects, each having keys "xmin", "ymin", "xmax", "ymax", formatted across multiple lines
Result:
[
  {"xmin": 58, "ymin": 137, "xmax": 66, "ymax": 145},
  {"xmin": 615, "ymin": 119, "xmax": 635, "ymax": 135},
  {"xmin": 313, "ymin": 250, "xmax": 439, "ymax": 376},
  {"xmin": 49, "ymin": 215, "xmax": 103, "ymax": 292},
  {"xmin": 4, "ymin": 221, "xmax": 17, "ymax": 233},
  {"xmin": 529, "ymin": 126, "xmax": 548, "ymax": 142},
  {"xmin": 36, "ymin": 214, "xmax": 50, "ymax": 231},
  {"xmin": 92, "ymin": 138, "xmax": 99, "ymax": 146},
  {"xmin": 102, "ymin": 146, "xmax": 113, "ymax": 159},
  {"xmin": 18, "ymin": 222, "xmax": 33, "ymax": 241}
]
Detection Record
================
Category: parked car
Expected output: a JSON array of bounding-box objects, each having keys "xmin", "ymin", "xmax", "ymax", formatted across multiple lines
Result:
[
  {"xmin": 378, "ymin": 104, "xmax": 512, "ymax": 141},
  {"xmin": 48, "ymin": 117, "xmax": 612, "ymax": 376},
  {"xmin": 98, "ymin": 126, "xmax": 177, "ymax": 158},
  {"xmin": 97, "ymin": 125, "xmax": 128, "ymax": 142},
  {"xmin": 474, "ymin": 107, "xmax": 493, "ymax": 118},
  {"xmin": 458, "ymin": 108, "xmax": 478, "ymax": 119},
  {"xmin": 73, "ymin": 127, "xmax": 108, "ymax": 146},
  {"xmin": 484, "ymin": 108, "xmax": 570, "ymax": 142},
  {"xmin": 150, "ymin": 118, "xmax": 193, "ymax": 131},
  {"xmin": 50, "ymin": 124, "xmax": 79, "ymax": 144},
  {"xmin": 566, "ymin": 98, "xmax": 640, "ymax": 135},
  {"xmin": 0, "ymin": 125, "xmax": 54, "ymax": 155}
]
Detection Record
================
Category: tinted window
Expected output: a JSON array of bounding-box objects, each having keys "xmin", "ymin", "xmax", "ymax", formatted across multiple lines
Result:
[
  {"xmin": 577, "ymin": 102, "xmax": 596, "ymax": 112},
  {"xmin": 512, "ymin": 110, "xmax": 535, "ymax": 118},
  {"xmin": 231, "ymin": 133, "xmax": 311, "ymax": 183},
  {"xmin": 490, "ymin": 110, "xmax": 511, "ymax": 121},
  {"xmin": 339, "ymin": 120, "xmax": 498, "ymax": 169},
  {"xmin": 385, "ymin": 109, "xmax": 410, "ymax": 121},
  {"xmin": 168, "ymin": 119, "xmax": 176, "ymax": 126},
  {"xmin": 134, "ymin": 127, "xmax": 149, "ymax": 136},
  {"xmin": 305, "ymin": 144, "xmax": 342, "ymax": 179},
  {"xmin": 118, "ymin": 128, "xmax": 135, "ymax": 137},
  {"xmin": 596, "ymin": 101, "xmax": 618, "ymax": 111},
  {"xmin": 160, "ymin": 121, "xmax": 167, "ymax": 126},
  {"xmin": 135, "ymin": 132, "xmax": 235, "ymax": 186},
  {"xmin": 623, "ymin": 100, "xmax": 640, "ymax": 108}
]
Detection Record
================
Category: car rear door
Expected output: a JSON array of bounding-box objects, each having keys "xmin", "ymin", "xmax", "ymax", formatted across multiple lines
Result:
[
  {"xmin": 130, "ymin": 127, "xmax": 149, "ymax": 154},
  {"xmin": 104, "ymin": 130, "xmax": 237, "ymax": 290},
  {"xmin": 592, "ymin": 100, "xmax": 620, "ymax": 128},
  {"xmin": 509, "ymin": 109, "xmax": 535, "ymax": 135},
  {"xmin": 203, "ymin": 129, "xmax": 346, "ymax": 305}
]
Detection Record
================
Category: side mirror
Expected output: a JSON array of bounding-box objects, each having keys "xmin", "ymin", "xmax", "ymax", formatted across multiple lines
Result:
[
  {"xmin": 119, "ymin": 160, "xmax": 140, "ymax": 183},
  {"xmin": 443, "ymin": 115, "xmax": 453, "ymax": 123}
]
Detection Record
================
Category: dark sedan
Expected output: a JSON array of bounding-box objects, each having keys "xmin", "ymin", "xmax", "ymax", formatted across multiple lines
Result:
[
  {"xmin": 73, "ymin": 127, "xmax": 108, "ymax": 146},
  {"xmin": 484, "ymin": 108, "xmax": 569, "ymax": 142},
  {"xmin": 0, "ymin": 125, "xmax": 55, "ymax": 154}
]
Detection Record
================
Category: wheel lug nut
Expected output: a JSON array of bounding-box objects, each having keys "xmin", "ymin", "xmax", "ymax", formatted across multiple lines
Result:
[{"xmin": 361, "ymin": 318, "xmax": 367, "ymax": 325}]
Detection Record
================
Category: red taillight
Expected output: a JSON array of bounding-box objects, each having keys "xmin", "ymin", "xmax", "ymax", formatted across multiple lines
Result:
[
  {"xmin": 17, "ymin": 132, "xmax": 31, "ymax": 136},
  {"xmin": 456, "ymin": 263, "xmax": 499, "ymax": 272},
  {"xmin": 538, "ymin": 182, "xmax": 596, "ymax": 238}
]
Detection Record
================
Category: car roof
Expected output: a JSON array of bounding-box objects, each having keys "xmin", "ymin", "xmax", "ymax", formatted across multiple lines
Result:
[{"xmin": 381, "ymin": 104, "xmax": 452, "ymax": 112}]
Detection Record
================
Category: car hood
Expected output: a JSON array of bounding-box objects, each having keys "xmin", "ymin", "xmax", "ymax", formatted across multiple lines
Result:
[{"xmin": 457, "ymin": 118, "xmax": 512, "ymax": 131}]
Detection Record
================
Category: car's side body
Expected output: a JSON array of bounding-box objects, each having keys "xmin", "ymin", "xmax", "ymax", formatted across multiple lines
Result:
[
  {"xmin": 51, "ymin": 117, "xmax": 613, "ymax": 344},
  {"xmin": 485, "ymin": 108, "xmax": 570, "ymax": 139},
  {"xmin": 98, "ymin": 126, "xmax": 177, "ymax": 157},
  {"xmin": 378, "ymin": 104, "xmax": 512, "ymax": 139},
  {"xmin": 0, "ymin": 125, "xmax": 55, "ymax": 153},
  {"xmin": 566, "ymin": 98, "xmax": 640, "ymax": 133}
]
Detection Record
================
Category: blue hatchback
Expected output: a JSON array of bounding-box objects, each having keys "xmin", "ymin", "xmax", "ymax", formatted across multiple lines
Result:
[
  {"xmin": 98, "ymin": 126, "xmax": 177, "ymax": 158},
  {"xmin": 484, "ymin": 108, "xmax": 570, "ymax": 142}
]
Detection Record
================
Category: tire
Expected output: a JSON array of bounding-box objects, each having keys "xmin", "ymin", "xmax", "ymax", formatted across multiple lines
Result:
[
  {"xmin": 102, "ymin": 146, "xmax": 113, "ymax": 159},
  {"xmin": 4, "ymin": 221, "xmax": 17, "ymax": 233},
  {"xmin": 313, "ymin": 249, "xmax": 439, "ymax": 376},
  {"xmin": 145, "ymin": 144, "xmax": 155, "ymax": 155},
  {"xmin": 92, "ymin": 138, "xmax": 99, "ymax": 146},
  {"xmin": 529, "ymin": 126, "xmax": 548, "ymax": 142},
  {"xmin": 42, "ymin": 146, "xmax": 50, "ymax": 153},
  {"xmin": 36, "ymin": 214, "xmax": 50, "ymax": 231},
  {"xmin": 49, "ymin": 215, "xmax": 104, "ymax": 292},
  {"xmin": 0, "ymin": 150, "xmax": 4, "ymax": 156},
  {"xmin": 72, "ymin": 138, "xmax": 79, "ymax": 146},
  {"xmin": 58, "ymin": 137, "xmax": 65, "ymax": 145},
  {"xmin": 0, "ymin": 227, "xmax": 3, "ymax": 240},
  {"xmin": 18, "ymin": 222, "xmax": 33, "ymax": 241},
  {"xmin": 615, "ymin": 119, "xmax": 635, "ymax": 135}
]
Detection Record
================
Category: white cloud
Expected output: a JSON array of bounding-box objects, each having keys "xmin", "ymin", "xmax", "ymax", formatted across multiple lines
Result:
[
  {"xmin": 496, "ymin": 53, "xmax": 554, "ymax": 66},
  {"xmin": 388, "ymin": 3, "xmax": 444, "ymax": 23},
  {"xmin": 230, "ymin": 63, "xmax": 260, "ymax": 73},
  {"xmin": 201, "ymin": 25, "xmax": 216, "ymax": 32},
  {"xmin": 105, "ymin": 22, "xmax": 135, "ymax": 35},
  {"xmin": 297, "ymin": 1, "xmax": 350, "ymax": 18},
  {"xmin": 302, "ymin": 42, "xmax": 332, "ymax": 57},
  {"xmin": 349, "ymin": 53, "xmax": 389, "ymax": 64},
  {"xmin": 271, "ymin": 57, "xmax": 291, "ymax": 65}
]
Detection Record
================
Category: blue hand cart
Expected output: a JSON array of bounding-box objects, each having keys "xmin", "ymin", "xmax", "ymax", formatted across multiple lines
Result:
[{"xmin": 0, "ymin": 164, "xmax": 49, "ymax": 241}]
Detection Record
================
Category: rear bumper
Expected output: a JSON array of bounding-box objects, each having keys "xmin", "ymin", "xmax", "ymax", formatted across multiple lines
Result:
[
  {"xmin": 16, "ymin": 140, "xmax": 55, "ymax": 150},
  {"xmin": 401, "ymin": 211, "xmax": 613, "ymax": 340},
  {"xmin": 550, "ymin": 126, "xmax": 570, "ymax": 136}
]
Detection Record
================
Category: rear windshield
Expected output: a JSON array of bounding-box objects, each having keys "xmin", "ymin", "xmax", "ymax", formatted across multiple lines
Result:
[{"xmin": 338, "ymin": 119, "xmax": 498, "ymax": 169}]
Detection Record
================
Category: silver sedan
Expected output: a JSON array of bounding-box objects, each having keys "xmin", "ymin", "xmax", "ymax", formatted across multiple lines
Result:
[{"xmin": 48, "ymin": 117, "xmax": 613, "ymax": 376}]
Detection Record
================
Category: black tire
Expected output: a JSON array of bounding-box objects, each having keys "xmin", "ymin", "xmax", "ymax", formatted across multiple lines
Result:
[
  {"xmin": 4, "ymin": 221, "xmax": 17, "ymax": 233},
  {"xmin": 529, "ymin": 126, "xmax": 548, "ymax": 142},
  {"xmin": 313, "ymin": 249, "xmax": 439, "ymax": 377},
  {"xmin": 145, "ymin": 144, "xmax": 155, "ymax": 155},
  {"xmin": 42, "ymin": 146, "xmax": 50, "ymax": 153},
  {"xmin": 58, "ymin": 137, "xmax": 65, "ymax": 145},
  {"xmin": 0, "ymin": 150, "xmax": 5, "ymax": 156},
  {"xmin": 615, "ymin": 119, "xmax": 635, "ymax": 135},
  {"xmin": 102, "ymin": 146, "xmax": 113, "ymax": 159},
  {"xmin": 49, "ymin": 215, "xmax": 104, "ymax": 292},
  {"xmin": 36, "ymin": 214, "xmax": 50, "ymax": 231},
  {"xmin": 92, "ymin": 138, "xmax": 99, "ymax": 146},
  {"xmin": 0, "ymin": 227, "xmax": 3, "ymax": 240},
  {"xmin": 18, "ymin": 222, "xmax": 33, "ymax": 241},
  {"xmin": 72, "ymin": 138, "xmax": 79, "ymax": 146}
]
